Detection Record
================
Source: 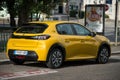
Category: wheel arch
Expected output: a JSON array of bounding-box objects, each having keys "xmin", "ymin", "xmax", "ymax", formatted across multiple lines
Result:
[
  {"xmin": 46, "ymin": 43, "xmax": 66, "ymax": 61},
  {"xmin": 98, "ymin": 42, "xmax": 111, "ymax": 57}
]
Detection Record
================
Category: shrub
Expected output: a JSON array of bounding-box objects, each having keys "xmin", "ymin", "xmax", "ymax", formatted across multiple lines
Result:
[
  {"xmin": 105, "ymin": 14, "xmax": 109, "ymax": 18},
  {"xmin": 70, "ymin": 10, "xmax": 85, "ymax": 19},
  {"xmin": 70, "ymin": 10, "xmax": 77, "ymax": 17},
  {"xmin": 79, "ymin": 11, "xmax": 85, "ymax": 19}
]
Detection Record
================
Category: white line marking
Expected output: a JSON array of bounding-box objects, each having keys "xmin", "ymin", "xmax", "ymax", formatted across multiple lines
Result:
[{"xmin": 0, "ymin": 69, "xmax": 58, "ymax": 80}]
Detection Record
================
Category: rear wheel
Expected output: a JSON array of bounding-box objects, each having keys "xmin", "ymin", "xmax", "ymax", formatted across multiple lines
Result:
[
  {"xmin": 46, "ymin": 48, "xmax": 63, "ymax": 69},
  {"xmin": 96, "ymin": 46, "xmax": 110, "ymax": 64}
]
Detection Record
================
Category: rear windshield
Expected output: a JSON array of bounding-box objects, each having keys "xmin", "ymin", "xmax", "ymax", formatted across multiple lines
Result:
[{"xmin": 16, "ymin": 23, "xmax": 48, "ymax": 33}]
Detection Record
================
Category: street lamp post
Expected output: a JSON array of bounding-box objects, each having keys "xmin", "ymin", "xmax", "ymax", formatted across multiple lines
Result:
[
  {"xmin": 77, "ymin": 0, "xmax": 83, "ymax": 22},
  {"xmin": 67, "ymin": 0, "xmax": 69, "ymax": 21},
  {"xmin": 115, "ymin": 0, "xmax": 118, "ymax": 46},
  {"xmin": 79, "ymin": 2, "xmax": 81, "ymax": 17}
]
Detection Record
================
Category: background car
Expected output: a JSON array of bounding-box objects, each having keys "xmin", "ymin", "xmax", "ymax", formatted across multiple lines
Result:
[{"xmin": 7, "ymin": 21, "xmax": 111, "ymax": 68}]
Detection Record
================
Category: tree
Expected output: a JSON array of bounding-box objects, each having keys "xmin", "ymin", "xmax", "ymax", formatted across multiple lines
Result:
[
  {"xmin": 6, "ymin": 0, "xmax": 16, "ymax": 27},
  {"xmin": 17, "ymin": 0, "xmax": 36, "ymax": 26},
  {"xmin": 31, "ymin": 0, "xmax": 59, "ymax": 20},
  {"xmin": 0, "ymin": 0, "xmax": 17, "ymax": 27},
  {"xmin": 18, "ymin": 0, "xmax": 61, "ymax": 25},
  {"xmin": 0, "ymin": 0, "xmax": 3, "ymax": 10},
  {"xmin": 1, "ymin": 0, "xmax": 61, "ymax": 27}
]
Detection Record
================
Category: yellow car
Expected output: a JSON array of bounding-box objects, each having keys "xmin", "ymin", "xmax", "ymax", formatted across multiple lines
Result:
[{"xmin": 7, "ymin": 21, "xmax": 111, "ymax": 68}]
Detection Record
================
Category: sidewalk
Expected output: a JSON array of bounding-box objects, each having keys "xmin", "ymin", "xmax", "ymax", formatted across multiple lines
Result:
[
  {"xmin": 111, "ymin": 45, "xmax": 120, "ymax": 54},
  {"xmin": 0, "ymin": 45, "xmax": 120, "ymax": 62}
]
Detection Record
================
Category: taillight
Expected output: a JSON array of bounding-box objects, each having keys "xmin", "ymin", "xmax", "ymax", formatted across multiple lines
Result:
[
  {"xmin": 32, "ymin": 35, "xmax": 50, "ymax": 40},
  {"xmin": 10, "ymin": 34, "xmax": 50, "ymax": 40}
]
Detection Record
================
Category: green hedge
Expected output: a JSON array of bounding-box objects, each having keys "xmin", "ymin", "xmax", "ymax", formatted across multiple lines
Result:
[
  {"xmin": 70, "ymin": 10, "xmax": 77, "ymax": 17},
  {"xmin": 79, "ymin": 11, "xmax": 84, "ymax": 19},
  {"xmin": 105, "ymin": 14, "xmax": 109, "ymax": 18}
]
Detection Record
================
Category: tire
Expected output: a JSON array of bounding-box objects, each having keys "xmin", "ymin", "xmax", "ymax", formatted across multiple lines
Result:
[
  {"xmin": 11, "ymin": 59, "xmax": 25, "ymax": 65},
  {"xmin": 46, "ymin": 48, "xmax": 63, "ymax": 69},
  {"xmin": 96, "ymin": 46, "xmax": 110, "ymax": 64}
]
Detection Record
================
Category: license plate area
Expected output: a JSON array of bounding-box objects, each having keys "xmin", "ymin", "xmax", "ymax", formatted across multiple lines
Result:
[{"xmin": 14, "ymin": 50, "xmax": 28, "ymax": 55}]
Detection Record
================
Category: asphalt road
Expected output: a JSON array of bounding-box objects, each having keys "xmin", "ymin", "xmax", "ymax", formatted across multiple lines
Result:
[{"xmin": 0, "ymin": 54, "xmax": 120, "ymax": 80}]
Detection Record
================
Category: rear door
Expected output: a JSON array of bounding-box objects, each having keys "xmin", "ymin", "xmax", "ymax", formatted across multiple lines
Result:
[{"xmin": 56, "ymin": 23, "xmax": 83, "ymax": 60}]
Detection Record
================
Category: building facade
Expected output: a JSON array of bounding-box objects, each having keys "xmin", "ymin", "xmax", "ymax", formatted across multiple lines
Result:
[
  {"xmin": 69, "ymin": 0, "xmax": 120, "ymax": 20},
  {"xmin": 54, "ymin": 0, "xmax": 120, "ymax": 20}
]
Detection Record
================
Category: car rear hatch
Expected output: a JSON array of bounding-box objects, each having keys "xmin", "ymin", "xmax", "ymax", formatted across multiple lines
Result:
[{"xmin": 10, "ymin": 23, "xmax": 48, "ymax": 47}]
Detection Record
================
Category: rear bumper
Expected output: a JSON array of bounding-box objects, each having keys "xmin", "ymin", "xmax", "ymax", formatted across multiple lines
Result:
[
  {"xmin": 7, "ymin": 38, "xmax": 54, "ymax": 61},
  {"xmin": 8, "ymin": 50, "xmax": 38, "ymax": 61}
]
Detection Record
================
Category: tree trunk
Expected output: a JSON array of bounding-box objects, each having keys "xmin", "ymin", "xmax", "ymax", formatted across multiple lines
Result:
[
  {"xmin": 6, "ymin": 0, "xmax": 16, "ymax": 27},
  {"xmin": 18, "ymin": 0, "xmax": 33, "ymax": 26},
  {"xmin": 18, "ymin": 10, "xmax": 29, "ymax": 26},
  {"xmin": 9, "ymin": 13, "xmax": 16, "ymax": 27}
]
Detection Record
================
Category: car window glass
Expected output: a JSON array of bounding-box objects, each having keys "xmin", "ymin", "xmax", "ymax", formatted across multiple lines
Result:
[
  {"xmin": 16, "ymin": 23, "xmax": 48, "ymax": 33},
  {"xmin": 57, "ymin": 24, "xmax": 74, "ymax": 35},
  {"xmin": 73, "ymin": 24, "xmax": 91, "ymax": 36}
]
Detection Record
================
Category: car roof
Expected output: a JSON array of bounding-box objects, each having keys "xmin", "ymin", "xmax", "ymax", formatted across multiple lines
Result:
[{"xmin": 29, "ymin": 21, "xmax": 84, "ymax": 34}]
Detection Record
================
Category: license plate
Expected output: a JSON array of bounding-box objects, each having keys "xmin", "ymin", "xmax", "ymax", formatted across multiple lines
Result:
[{"xmin": 14, "ymin": 50, "xmax": 28, "ymax": 55}]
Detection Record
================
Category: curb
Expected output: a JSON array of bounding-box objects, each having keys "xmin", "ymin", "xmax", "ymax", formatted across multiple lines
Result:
[
  {"xmin": 110, "ymin": 42, "xmax": 120, "ymax": 46},
  {"xmin": 0, "ymin": 59, "xmax": 9, "ymax": 62},
  {"xmin": 111, "ymin": 51, "xmax": 120, "ymax": 55}
]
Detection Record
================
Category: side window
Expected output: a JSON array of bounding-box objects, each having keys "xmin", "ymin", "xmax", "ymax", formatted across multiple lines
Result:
[
  {"xmin": 73, "ymin": 24, "xmax": 91, "ymax": 36},
  {"xmin": 56, "ymin": 24, "xmax": 74, "ymax": 35}
]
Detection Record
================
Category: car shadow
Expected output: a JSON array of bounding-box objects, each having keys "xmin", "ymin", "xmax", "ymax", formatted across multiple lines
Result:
[
  {"xmin": 1, "ymin": 56, "xmax": 119, "ymax": 68},
  {"xmin": 23, "ymin": 61, "xmax": 47, "ymax": 68},
  {"xmin": 0, "ymin": 61, "xmax": 11, "ymax": 65},
  {"xmin": 62, "ymin": 58, "xmax": 120, "ymax": 68},
  {"xmin": 62, "ymin": 60, "xmax": 96, "ymax": 68},
  {"xmin": 21, "ymin": 58, "xmax": 120, "ymax": 68}
]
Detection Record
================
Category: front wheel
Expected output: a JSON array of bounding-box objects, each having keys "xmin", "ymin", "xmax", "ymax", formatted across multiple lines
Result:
[
  {"xmin": 46, "ymin": 48, "xmax": 63, "ymax": 69},
  {"xmin": 96, "ymin": 46, "xmax": 110, "ymax": 64}
]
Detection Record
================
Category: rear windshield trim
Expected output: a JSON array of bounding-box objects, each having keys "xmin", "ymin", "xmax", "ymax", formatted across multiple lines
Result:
[{"xmin": 16, "ymin": 23, "xmax": 48, "ymax": 34}]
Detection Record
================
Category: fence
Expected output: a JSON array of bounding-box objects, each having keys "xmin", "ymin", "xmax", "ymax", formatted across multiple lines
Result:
[{"xmin": 0, "ymin": 27, "xmax": 16, "ymax": 52}]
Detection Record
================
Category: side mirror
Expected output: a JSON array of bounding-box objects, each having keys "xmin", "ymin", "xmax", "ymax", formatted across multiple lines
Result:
[{"xmin": 91, "ymin": 32, "xmax": 96, "ymax": 37}]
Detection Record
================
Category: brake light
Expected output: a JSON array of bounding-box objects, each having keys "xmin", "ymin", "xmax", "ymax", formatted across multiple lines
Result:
[
  {"xmin": 10, "ymin": 34, "xmax": 50, "ymax": 40},
  {"xmin": 32, "ymin": 35, "xmax": 50, "ymax": 40}
]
